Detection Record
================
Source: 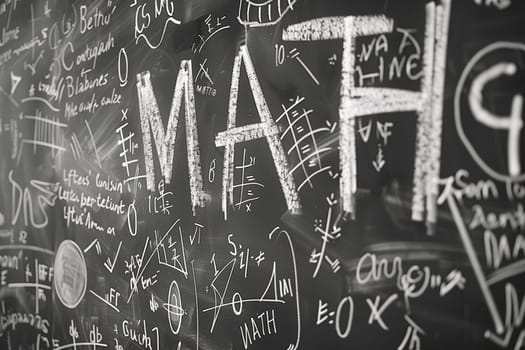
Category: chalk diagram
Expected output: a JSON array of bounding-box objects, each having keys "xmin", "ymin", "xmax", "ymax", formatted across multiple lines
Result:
[
  {"xmin": 238, "ymin": 0, "xmax": 297, "ymax": 27},
  {"xmin": 54, "ymin": 240, "xmax": 87, "ymax": 309}
]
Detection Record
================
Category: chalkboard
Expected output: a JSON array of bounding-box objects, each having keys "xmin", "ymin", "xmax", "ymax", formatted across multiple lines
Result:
[{"xmin": 1, "ymin": 0, "xmax": 524, "ymax": 349}]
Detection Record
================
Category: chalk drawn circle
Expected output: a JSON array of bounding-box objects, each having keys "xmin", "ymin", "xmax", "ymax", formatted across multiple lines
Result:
[
  {"xmin": 454, "ymin": 41, "xmax": 525, "ymax": 182},
  {"xmin": 335, "ymin": 296, "xmax": 354, "ymax": 339},
  {"xmin": 127, "ymin": 203, "xmax": 137, "ymax": 237},
  {"xmin": 166, "ymin": 280, "xmax": 183, "ymax": 334},
  {"xmin": 232, "ymin": 292, "xmax": 243, "ymax": 316},
  {"xmin": 54, "ymin": 240, "xmax": 87, "ymax": 309}
]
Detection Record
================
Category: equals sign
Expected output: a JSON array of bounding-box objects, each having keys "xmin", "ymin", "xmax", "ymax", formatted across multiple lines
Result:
[
  {"xmin": 308, "ymin": 159, "xmax": 318, "ymax": 168},
  {"xmin": 289, "ymin": 48, "xmax": 300, "ymax": 59},
  {"xmin": 300, "ymin": 144, "xmax": 311, "ymax": 155}
]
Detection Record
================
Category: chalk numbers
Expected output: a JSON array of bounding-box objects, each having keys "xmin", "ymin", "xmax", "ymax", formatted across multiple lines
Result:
[
  {"xmin": 209, "ymin": 159, "xmax": 216, "ymax": 183},
  {"xmin": 275, "ymin": 44, "xmax": 285, "ymax": 67},
  {"xmin": 127, "ymin": 202, "xmax": 137, "ymax": 236},
  {"xmin": 118, "ymin": 48, "xmax": 129, "ymax": 87}
]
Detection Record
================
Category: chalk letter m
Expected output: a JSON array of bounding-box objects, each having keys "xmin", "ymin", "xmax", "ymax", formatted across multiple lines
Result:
[{"xmin": 137, "ymin": 60, "xmax": 205, "ymax": 213}]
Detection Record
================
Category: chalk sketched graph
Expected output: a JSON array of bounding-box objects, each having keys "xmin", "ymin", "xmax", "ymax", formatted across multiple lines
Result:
[
  {"xmin": 17, "ymin": 111, "xmax": 66, "ymax": 164},
  {"xmin": 238, "ymin": 0, "xmax": 298, "ymax": 27},
  {"xmin": 233, "ymin": 148, "xmax": 264, "ymax": 212},
  {"xmin": 26, "ymin": 112, "xmax": 66, "ymax": 153},
  {"xmin": 277, "ymin": 96, "xmax": 333, "ymax": 191},
  {"xmin": 310, "ymin": 193, "xmax": 341, "ymax": 278},
  {"xmin": 115, "ymin": 108, "xmax": 146, "ymax": 190}
]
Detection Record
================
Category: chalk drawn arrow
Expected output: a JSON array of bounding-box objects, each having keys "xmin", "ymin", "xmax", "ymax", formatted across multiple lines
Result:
[
  {"xmin": 372, "ymin": 148, "xmax": 385, "ymax": 172},
  {"xmin": 325, "ymin": 193, "xmax": 337, "ymax": 206}
]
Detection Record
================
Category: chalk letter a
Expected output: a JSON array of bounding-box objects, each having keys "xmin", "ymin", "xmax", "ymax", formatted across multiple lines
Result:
[{"xmin": 215, "ymin": 46, "xmax": 302, "ymax": 219}]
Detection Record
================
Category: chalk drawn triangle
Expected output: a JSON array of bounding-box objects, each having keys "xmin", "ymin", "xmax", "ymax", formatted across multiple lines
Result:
[{"xmin": 446, "ymin": 194, "xmax": 504, "ymax": 334}]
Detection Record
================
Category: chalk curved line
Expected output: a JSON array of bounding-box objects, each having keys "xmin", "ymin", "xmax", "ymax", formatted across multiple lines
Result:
[
  {"xmin": 0, "ymin": 244, "xmax": 54, "ymax": 255},
  {"xmin": 269, "ymin": 228, "xmax": 301, "ymax": 350},
  {"xmin": 163, "ymin": 303, "xmax": 185, "ymax": 316},
  {"xmin": 297, "ymin": 166, "xmax": 330, "ymax": 191},
  {"xmin": 61, "ymin": 4, "xmax": 78, "ymax": 38},
  {"xmin": 135, "ymin": 17, "xmax": 181, "ymax": 50},
  {"xmin": 54, "ymin": 240, "xmax": 87, "ymax": 309},
  {"xmin": 487, "ymin": 259, "xmax": 525, "ymax": 286},
  {"xmin": 166, "ymin": 280, "xmax": 183, "ymax": 335},
  {"xmin": 21, "ymin": 97, "xmax": 60, "ymax": 112},
  {"xmin": 454, "ymin": 41, "xmax": 525, "ymax": 182},
  {"xmin": 201, "ymin": 298, "xmax": 285, "ymax": 312},
  {"xmin": 54, "ymin": 343, "xmax": 107, "ymax": 350},
  {"xmin": 238, "ymin": 0, "xmax": 297, "ymax": 27},
  {"xmin": 244, "ymin": 0, "xmax": 275, "ymax": 6},
  {"xmin": 197, "ymin": 26, "xmax": 231, "ymax": 53},
  {"xmin": 286, "ymin": 147, "xmax": 331, "ymax": 176},
  {"xmin": 286, "ymin": 129, "xmax": 328, "ymax": 155}
]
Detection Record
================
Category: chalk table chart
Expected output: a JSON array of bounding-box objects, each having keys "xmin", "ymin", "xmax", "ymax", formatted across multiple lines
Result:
[{"xmin": 0, "ymin": 0, "xmax": 524, "ymax": 349}]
